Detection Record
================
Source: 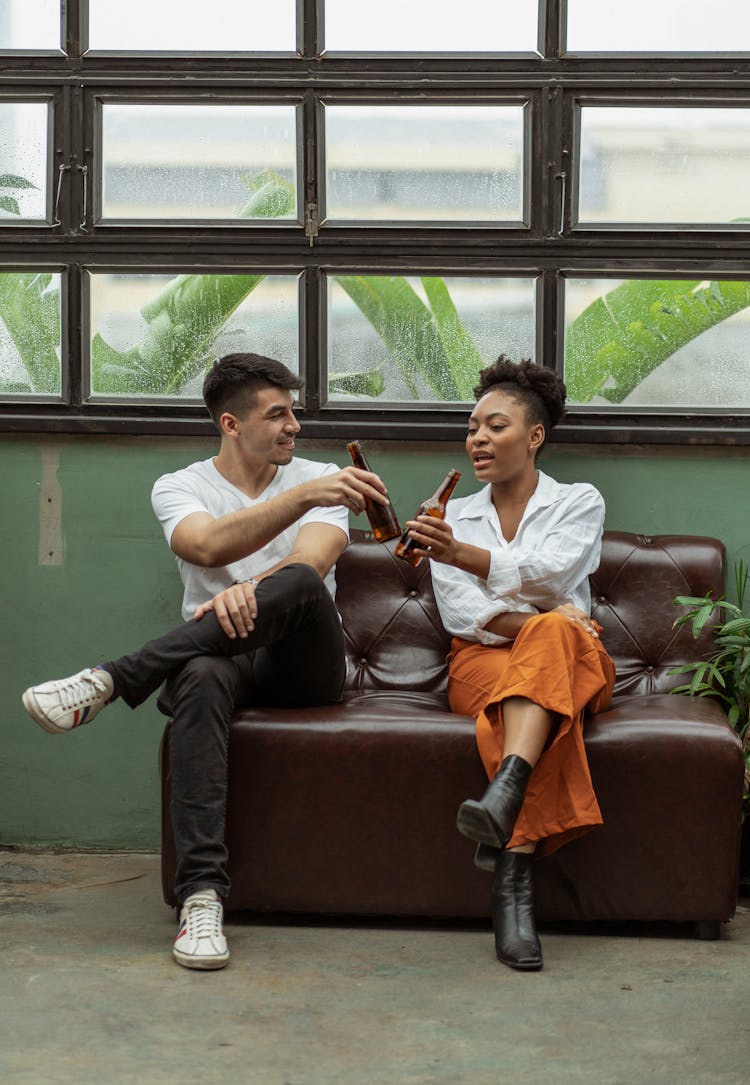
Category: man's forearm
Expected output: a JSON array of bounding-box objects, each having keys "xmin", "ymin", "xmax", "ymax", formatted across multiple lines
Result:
[{"xmin": 177, "ymin": 484, "xmax": 315, "ymax": 567}]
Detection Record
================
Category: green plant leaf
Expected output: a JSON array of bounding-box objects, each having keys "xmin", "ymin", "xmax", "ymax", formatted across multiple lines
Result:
[
  {"xmin": 238, "ymin": 169, "xmax": 296, "ymax": 218},
  {"xmin": 0, "ymin": 196, "xmax": 20, "ymax": 216},
  {"xmin": 0, "ymin": 378, "xmax": 33, "ymax": 392},
  {"xmin": 0, "ymin": 173, "xmax": 37, "ymax": 189},
  {"xmin": 335, "ymin": 276, "xmax": 462, "ymax": 400},
  {"xmin": 0, "ymin": 272, "xmax": 60, "ymax": 393},
  {"xmin": 420, "ymin": 277, "xmax": 484, "ymax": 399},
  {"xmin": 329, "ymin": 369, "xmax": 385, "ymax": 397},
  {"xmin": 566, "ymin": 279, "xmax": 750, "ymax": 404},
  {"xmin": 736, "ymin": 566, "xmax": 748, "ymax": 611}
]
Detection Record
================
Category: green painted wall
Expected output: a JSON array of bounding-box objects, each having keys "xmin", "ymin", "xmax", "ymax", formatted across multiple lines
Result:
[{"xmin": 3, "ymin": 434, "xmax": 749, "ymax": 848}]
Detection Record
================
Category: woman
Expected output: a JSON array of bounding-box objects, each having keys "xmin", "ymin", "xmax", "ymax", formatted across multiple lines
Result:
[{"xmin": 405, "ymin": 357, "xmax": 615, "ymax": 972}]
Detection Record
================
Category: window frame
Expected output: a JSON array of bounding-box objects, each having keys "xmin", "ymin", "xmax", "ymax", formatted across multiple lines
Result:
[
  {"xmin": 1, "ymin": 1, "xmax": 750, "ymax": 443},
  {"xmin": 568, "ymin": 92, "xmax": 750, "ymax": 234}
]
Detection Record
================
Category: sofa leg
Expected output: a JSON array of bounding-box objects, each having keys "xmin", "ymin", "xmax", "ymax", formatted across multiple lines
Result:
[{"xmin": 694, "ymin": 920, "xmax": 721, "ymax": 940}]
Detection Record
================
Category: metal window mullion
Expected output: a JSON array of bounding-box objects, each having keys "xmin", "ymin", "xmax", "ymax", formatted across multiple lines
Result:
[
  {"xmin": 546, "ymin": 267, "xmax": 566, "ymax": 381},
  {"xmin": 302, "ymin": 89, "xmax": 319, "ymax": 242},
  {"xmin": 63, "ymin": 0, "xmax": 83, "ymax": 58},
  {"xmin": 302, "ymin": 266, "xmax": 321, "ymax": 411},
  {"xmin": 542, "ymin": 0, "xmax": 564, "ymax": 60},
  {"xmin": 304, "ymin": 0, "xmax": 322, "ymax": 58},
  {"xmin": 527, "ymin": 90, "xmax": 546, "ymax": 237},
  {"xmin": 65, "ymin": 264, "xmax": 83, "ymax": 408}
]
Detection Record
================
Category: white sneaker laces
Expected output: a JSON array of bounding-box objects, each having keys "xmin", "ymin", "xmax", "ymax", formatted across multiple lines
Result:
[
  {"xmin": 184, "ymin": 897, "xmax": 223, "ymax": 940},
  {"xmin": 57, "ymin": 670, "xmax": 110, "ymax": 710}
]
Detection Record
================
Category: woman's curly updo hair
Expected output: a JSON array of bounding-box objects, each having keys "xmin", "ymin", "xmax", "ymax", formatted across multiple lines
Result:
[{"xmin": 473, "ymin": 355, "xmax": 566, "ymax": 455}]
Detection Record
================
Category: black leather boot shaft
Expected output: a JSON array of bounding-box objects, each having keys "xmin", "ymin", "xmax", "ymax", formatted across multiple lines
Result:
[
  {"xmin": 491, "ymin": 849, "xmax": 543, "ymax": 971},
  {"xmin": 456, "ymin": 753, "xmax": 532, "ymax": 849}
]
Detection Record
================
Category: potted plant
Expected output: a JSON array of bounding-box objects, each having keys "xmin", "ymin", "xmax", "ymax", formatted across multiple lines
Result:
[{"xmin": 670, "ymin": 562, "xmax": 750, "ymax": 893}]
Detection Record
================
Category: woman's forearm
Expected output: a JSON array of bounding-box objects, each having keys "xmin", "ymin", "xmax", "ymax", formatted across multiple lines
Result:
[{"xmin": 482, "ymin": 611, "xmax": 536, "ymax": 639}]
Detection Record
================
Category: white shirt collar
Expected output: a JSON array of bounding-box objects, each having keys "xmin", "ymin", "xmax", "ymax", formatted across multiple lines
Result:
[{"xmin": 456, "ymin": 470, "xmax": 565, "ymax": 521}]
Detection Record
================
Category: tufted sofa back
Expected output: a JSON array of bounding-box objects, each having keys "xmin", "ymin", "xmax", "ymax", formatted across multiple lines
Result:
[{"xmin": 335, "ymin": 529, "xmax": 725, "ymax": 698}]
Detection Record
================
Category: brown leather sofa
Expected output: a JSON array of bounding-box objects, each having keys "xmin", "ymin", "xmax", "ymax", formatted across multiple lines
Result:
[{"xmin": 161, "ymin": 531, "xmax": 744, "ymax": 936}]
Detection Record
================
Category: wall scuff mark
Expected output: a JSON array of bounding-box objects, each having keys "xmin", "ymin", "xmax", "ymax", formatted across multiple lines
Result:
[{"xmin": 38, "ymin": 446, "xmax": 64, "ymax": 566}]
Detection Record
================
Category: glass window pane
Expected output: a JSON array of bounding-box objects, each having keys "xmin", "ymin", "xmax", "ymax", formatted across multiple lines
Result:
[
  {"xmin": 567, "ymin": 0, "xmax": 750, "ymax": 53},
  {"xmin": 101, "ymin": 105, "xmax": 297, "ymax": 221},
  {"xmin": 0, "ymin": 103, "xmax": 49, "ymax": 221},
  {"xmin": 578, "ymin": 107, "xmax": 750, "ymax": 226},
  {"xmin": 88, "ymin": 0, "xmax": 296, "ymax": 52},
  {"xmin": 325, "ymin": 106, "xmax": 525, "ymax": 222},
  {"xmin": 0, "ymin": 0, "xmax": 60, "ymax": 51},
  {"xmin": 328, "ymin": 275, "xmax": 536, "ymax": 403},
  {"xmin": 0, "ymin": 271, "xmax": 62, "ymax": 395},
  {"xmin": 89, "ymin": 272, "xmax": 300, "ymax": 398},
  {"xmin": 564, "ymin": 277, "xmax": 750, "ymax": 410},
  {"xmin": 324, "ymin": 0, "xmax": 538, "ymax": 53}
]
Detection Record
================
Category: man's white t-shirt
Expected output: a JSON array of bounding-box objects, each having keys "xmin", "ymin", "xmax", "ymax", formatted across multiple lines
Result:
[{"xmin": 151, "ymin": 457, "xmax": 349, "ymax": 621}]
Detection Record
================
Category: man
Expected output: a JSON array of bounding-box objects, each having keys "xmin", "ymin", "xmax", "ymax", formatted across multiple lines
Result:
[{"xmin": 22, "ymin": 352, "xmax": 389, "ymax": 971}]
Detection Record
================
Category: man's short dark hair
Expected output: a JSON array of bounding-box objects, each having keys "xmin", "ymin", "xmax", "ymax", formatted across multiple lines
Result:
[{"xmin": 202, "ymin": 353, "xmax": 303, "ymax": 426}]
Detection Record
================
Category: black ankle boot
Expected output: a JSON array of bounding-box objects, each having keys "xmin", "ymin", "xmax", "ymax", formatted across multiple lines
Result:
[
  {"xmin": 491, "ymin": 850, "xmax": 543, "ymax": 971},
  {"xmin": 456, "ymin": 754, "xmax": 532, "ymax": 848}
]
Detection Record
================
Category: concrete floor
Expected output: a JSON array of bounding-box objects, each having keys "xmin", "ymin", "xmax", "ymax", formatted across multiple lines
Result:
[{"xmin": 1, "ymin": 850, "xmax": 749, "ymax": 1085}]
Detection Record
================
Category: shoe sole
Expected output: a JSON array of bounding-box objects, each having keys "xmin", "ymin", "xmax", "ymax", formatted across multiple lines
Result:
[
  {"xmin": 21, "ymin": 690, "xmax": 67, "ymax": 735},
  {"xmin": 456, "ymin": 800, "xmax": 508, "ymax": 848},
  {"xmin": 497, "ymin": 954, "xmax": 544, "ymax": 972},
  {"xmin": 173, "ymin": 948, "xmax": 230, "ymax": 971}
]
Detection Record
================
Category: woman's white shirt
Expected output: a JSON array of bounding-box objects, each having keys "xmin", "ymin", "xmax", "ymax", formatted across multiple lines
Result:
[{"xmin": 429, "ymin": 470, "xmax": 605, "ymax": 645}]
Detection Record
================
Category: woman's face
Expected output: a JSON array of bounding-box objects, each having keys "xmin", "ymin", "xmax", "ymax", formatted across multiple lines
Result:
[{"xmin": 465, "ymin": 388, "xmax": 544, "ymax": 484}]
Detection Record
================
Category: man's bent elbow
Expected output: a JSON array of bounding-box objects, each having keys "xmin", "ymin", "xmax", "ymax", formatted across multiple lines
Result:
[{"xmin": 172, "ymin": 537, "xmax": 226, "ymax": 568}]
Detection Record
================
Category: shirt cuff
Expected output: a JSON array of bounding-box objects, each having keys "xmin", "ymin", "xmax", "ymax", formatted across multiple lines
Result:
[{"xmin": 485, "ymin": 548, "xmax": 523, "ymax": 598}]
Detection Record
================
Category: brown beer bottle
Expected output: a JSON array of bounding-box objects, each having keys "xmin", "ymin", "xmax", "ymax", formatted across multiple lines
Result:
[
  {"xmin": 346, "ymin": 441, "xmax": 403, "ymax": 543},
  {"xmin": 394, "ymin": 469, "xmax": 462, "ymax": 567}
]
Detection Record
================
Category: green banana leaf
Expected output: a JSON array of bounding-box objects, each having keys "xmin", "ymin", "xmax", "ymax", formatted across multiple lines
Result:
[
  {"xmin": 336, "ymin": 275, "xmax": 476, "ymax": 400},
  {"xmin": 566, "ymin": 278, "xmax": 750, "ymax": 403},
  {"xmin": 420, "ymin": 276, "xmax": 484, "ymax": 399},
  {"xmin": 328, "ymin": 369, "xmax": 386, "ymax": 398},
  {"xmin": 0, "ymin": 272, "xmax": 60, "ymax": 393}
]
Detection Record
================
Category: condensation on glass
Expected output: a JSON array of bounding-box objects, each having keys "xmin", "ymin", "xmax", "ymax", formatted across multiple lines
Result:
[
  {"xmin": 323, "ymin": 0, "xmax": 538, "ymax": 53},
  {"xmin": 0, "ymin": 271, "xmax": 62, "ymax": 396},
  {"xmin": 0, "ymin": 102, "xmax": 49, "ymax": 221},
  {"xmin": 327, "ymin": 275, "xmax": 537, "ymax": 404},
  {"xmin": 0, "ymin": 0, "xmax": 60, "ymax": 51},
  {"xmin": 88, "ymin": 272, "xmax": 300, "ymax": 398},
  {"xmin": 577, "ymin": 107, "xmax": 750, "ymax": 226},
  {"xmin": 564, "ymin": 277, "xmax": 750, "ymax": 410},
  {"xmin": 101, "ymin": 104, "xmax": 297, "ymax": 221},
  {"xmin": 566, "ymin": 0, "xmax": 750, "ymax": 53},
  {"xmin": 87, "ymin": 0, "xmax": 296, "ymax": 52},
  {"xmin": 325, "ymin": 105, "xmax": 525, "ymax": 222}
]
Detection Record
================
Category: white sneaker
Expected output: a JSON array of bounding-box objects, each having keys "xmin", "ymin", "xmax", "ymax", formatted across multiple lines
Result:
[
  {"xmin": 173, "ymin": 889, "xmax": 229, "ymax": 971},
  {"xmin": 22, "ymin": 667, "xmax": 114, "ymax": 734}
]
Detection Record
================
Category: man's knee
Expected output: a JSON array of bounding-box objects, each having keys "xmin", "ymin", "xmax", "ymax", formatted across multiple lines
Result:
[{"xmin": 266, "ymin": 562, "xmax": 326, "ymax": 597}]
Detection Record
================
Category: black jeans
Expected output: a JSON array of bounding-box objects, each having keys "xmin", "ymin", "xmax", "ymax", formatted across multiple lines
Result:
[{"xmin": 102, "ymin": 563, "xmax": 346, "ymax": 904}]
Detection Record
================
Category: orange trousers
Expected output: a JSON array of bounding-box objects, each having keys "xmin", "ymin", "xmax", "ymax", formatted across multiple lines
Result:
[{"xmin": 447, "ymin": 611, "xmax": 616, "ymax": 857}]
